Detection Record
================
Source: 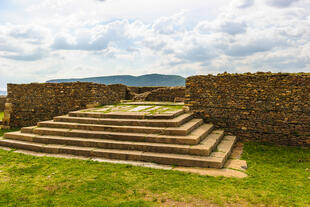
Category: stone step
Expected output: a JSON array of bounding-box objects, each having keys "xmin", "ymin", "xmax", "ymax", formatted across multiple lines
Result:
[
  {"xmin": 23, "ymin": 123, "xmax": 213, "ymax": 145},
  {"xmin": 69, "ymin": 109, "xmax": 185, "ymax": 119},
  {"xmin": 38, "ymin": 118, "xmax": 203, "ymax": 136},
  {"xmin": 54, "ymin": 113, "xmax": 193, "ymax": 127},
  {"xmin": 4, "ymin": 130, "xmax": 223, "ymax": 156},
  {"xmin": 0, "ymin": 135, "xmax": 236, "ymax": 168}
]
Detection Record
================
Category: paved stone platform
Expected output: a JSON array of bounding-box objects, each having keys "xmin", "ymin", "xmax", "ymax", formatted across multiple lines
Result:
[
  {"xmin": 0, "ymin": 102, "xmax": 244, "ymax": 171},
  {"xmin": 82, "ymin": 102, "xmax": 184, "ymax": 116}
]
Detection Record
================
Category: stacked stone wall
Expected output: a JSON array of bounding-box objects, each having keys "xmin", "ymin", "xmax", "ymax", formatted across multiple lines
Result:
[
  {"xmin": 144, "ymin": 87, "xmax": 185, "ymax": 102},
  {"xmin": 107, "ymin": 84, "xmax": 132, "ymax": 100},
  {"xmin": 186, "ymin": 73, "xmax": 310, "ymax": 146},
  {"xmin": 128, "ymin": 86, "xmax": 166, "ymax": 94},
  {"xmin": 0, "ymin": 96, "xmax": 6, "ymax": 111},
  {"xmin": 3, "ymin": 82, "xmax": 121, "ymax": 127}
]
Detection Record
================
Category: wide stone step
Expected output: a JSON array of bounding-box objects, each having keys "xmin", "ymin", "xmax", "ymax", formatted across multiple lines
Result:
[
  {"xmin": 54, "ymin": 113, "xmax": 193, "ymax": 127},
  {"xmin": 3, "ymin": 130, "xmax": 223, "ymax": 156},
  {"xmin": 69, "ymin": 109, "xmax": 185, "ymax": 119},
  {"xmin": 0, "ymin": 135, "xmax": 236, "ymax": 168},
  {"xmin": 22, "ymin": 123, "xmax": 213, "ymax": 145},
  {"xmin": 38, "ymin": 118, "xmax": 203, "ymax": 136}
]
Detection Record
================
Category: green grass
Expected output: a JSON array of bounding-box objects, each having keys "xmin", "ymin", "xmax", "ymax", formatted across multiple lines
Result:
[
  {"xmin": 0, "ymin": 112, "xmax": 3, "ymax": 121},
  {"xmin": 0, "ymin": 128, "xmax": 20, "ymax": 137},
  {"xmin": 0, "ymin": 138, "xmax": 309, "ymax": 206}
]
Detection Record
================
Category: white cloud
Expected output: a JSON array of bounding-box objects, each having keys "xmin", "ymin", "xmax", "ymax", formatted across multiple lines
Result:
[
  {"xmin": 0, "ymin": 0, "xmax": 309, "ymax": 88},
  {"xmin": 232, "ymin": 0, "xmax": 255, "ymax": 9},
  {"xmin": 196, "ymin": 18, "xmax": 247, "ymax": 35},
  {"xmin": 0, "ymin": 24, "xmax": 52, "ymax": 62},
  {"xmin": 152, "ymin": 11, "xmax": 186, "ymax": 35},
  {"xmin": 51, "ymin": 19, "xmax": 136, "ymax": 51},
  {"xmin": 2, "ymin": 48, "xmax": 49, "ymax": 61},
  {"xmin": 224, "ymin": 36, "xmax": 288, "ymax": 57},
  {"xmin": 266, "ymin": 0, "xmax": 300, "ymax": 8},
  {"xmin": 8, "ymin": 25, "xmax": 49, "ymax": 43},
  {"xmin": 220, "ymin": 21, "xmax": 247, "ymax": 35}
]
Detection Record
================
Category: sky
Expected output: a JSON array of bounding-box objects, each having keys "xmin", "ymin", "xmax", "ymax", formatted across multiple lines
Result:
[{"xmin": 0, "ymin": 0, "xmax": 310, "ymax": 90}]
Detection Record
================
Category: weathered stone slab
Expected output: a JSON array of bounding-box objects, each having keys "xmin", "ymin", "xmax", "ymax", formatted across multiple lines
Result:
[
  {"xmin": 144, "ymin": 106, "xmax": 161, "ymax": 112},
  {"xmin": 129, "ymin": 106, "xmax": 152, "ymax": 112}
]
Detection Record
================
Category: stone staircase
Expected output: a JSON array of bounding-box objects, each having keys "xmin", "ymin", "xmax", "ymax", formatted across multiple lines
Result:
[{"xmin": 0, "ymin": 108, "xmax": 236, "ymax": 168}]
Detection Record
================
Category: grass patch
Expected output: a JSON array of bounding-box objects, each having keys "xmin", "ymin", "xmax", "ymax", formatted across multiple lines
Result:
[
  {"xmin": 0, "ymin": 128, "xmax": 20, "ymax": 137},
  {"xmin": 0, "ymin": 112, "xmax": 3, "ymax": 121},
  {"xmin": 0, "ymin": 140, "xmax": 309, "ymax": 206}
]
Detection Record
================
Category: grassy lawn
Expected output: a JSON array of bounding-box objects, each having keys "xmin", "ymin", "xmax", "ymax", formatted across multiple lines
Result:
[
  {"xmin": 0, "ymin": 112, "xmax": 3, "ymax": 121},
  {"xmin": 0, "ymin": 132, "xmax": 309, "ymax": 206}
]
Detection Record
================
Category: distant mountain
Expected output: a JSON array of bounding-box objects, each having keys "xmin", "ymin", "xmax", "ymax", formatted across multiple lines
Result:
[
  {"xmin": 0, "ymin": 91, "xmax": 7, "ymax": 96},
  {"xmin": 47, "ymin": 74, "xmax": 185, "ymax": 86}
]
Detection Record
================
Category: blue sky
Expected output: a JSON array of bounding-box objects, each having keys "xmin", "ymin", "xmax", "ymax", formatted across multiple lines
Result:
[{"xmin": 0, "ymin": 0, "xmax": 310, "ymax": 90}]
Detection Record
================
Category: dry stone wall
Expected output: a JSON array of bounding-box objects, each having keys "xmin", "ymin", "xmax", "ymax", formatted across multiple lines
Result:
[
  {"xmin": 186, "ymin": 73, "xmax": 310, "ymax": 146},
  {"xmin": 108, "ymin": 84, "xmax": 134, "ymax": 100},
  {"xmin": 3, "ymin": 82, "xmax": 121, "ymax": 128},
  {"xmin": 133, "ymin": 87, "xmax": 185, "ymax": 102},
  {"xmin": 0, "ymin": 96, "xmax": 6, "ymax": 111},
  {"xmin": 128, "ymin": 86, "xmax": 165, "ymax": 94},
  {"xmin": 145, "ymin": 87, "xmax": 185, "ymax": 102}
]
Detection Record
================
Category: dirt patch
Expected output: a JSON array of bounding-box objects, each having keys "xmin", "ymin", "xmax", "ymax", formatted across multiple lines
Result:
[
  {"xmin": 230, "ymin": 142, "xmax": 244, "ymax": 159},
  {"xmin": 174, "ymin": 167, "xmax": 247, "ymax": 178},
  {"xmin": 174, "ymin": 142, "xmax": 247, "ymax": 178}
]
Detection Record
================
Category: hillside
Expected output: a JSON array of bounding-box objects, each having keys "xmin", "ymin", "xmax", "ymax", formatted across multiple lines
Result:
[{"xmin": 46, "ymin": 74, "xmax": 185, "ymax": 86}]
